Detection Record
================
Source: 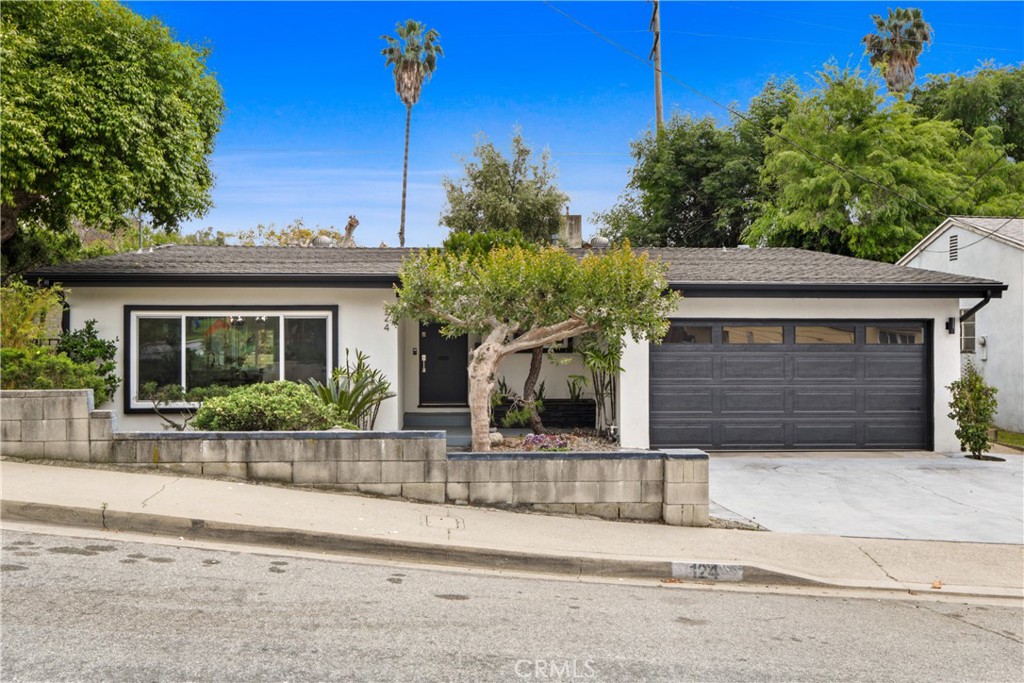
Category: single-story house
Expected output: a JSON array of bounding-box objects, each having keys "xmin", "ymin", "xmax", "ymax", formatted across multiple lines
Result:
[
  {"xmin": 28, "ymin": 244, "xmax": 1006, "ymax": 452},
  {"xmin": 898, "ymin": 216, "xmax": 1023, "ymax": 432}
]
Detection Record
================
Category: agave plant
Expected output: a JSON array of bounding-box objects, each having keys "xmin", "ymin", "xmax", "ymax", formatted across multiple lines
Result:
[{"xmin": 308, "ymin": 349, "xmax": 396, "ymax": 430}]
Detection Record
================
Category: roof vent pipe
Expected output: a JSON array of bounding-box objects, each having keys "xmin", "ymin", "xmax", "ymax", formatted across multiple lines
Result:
[{"xmin": 590, "ymin": 236, "xmax": 610, "ymax": 249}]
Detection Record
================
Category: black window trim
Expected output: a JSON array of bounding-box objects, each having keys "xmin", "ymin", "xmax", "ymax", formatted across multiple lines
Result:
[{"xmin": 123, "ymin": 304, "xmax": 340, "ymax": 415}]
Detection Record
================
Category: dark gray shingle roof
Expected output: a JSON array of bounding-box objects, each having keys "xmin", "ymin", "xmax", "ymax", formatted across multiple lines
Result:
[{"xmin": 27, "ymin": 244, "xmax": 1004, "ymax": 296}]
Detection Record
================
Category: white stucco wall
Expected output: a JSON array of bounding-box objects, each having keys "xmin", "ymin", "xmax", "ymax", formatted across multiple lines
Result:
[
  {"xmin": 902, "ymin": 230, "xmax": 1023, "ymax": 431},
  {"xmin": 399, "ymin": 321, "xmax": 588, "ymax": 415},
  {"xmin": 617, "ymin": 297, "xmax": 963, "ymax": 452},
  {"xmin": 66, "ymin": 286, "xmax": 401, "ymax": 431}
]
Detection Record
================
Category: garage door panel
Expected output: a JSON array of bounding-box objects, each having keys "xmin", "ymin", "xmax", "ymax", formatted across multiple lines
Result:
[
  {"xmin": 793, "ymin": 390, "xmax": 857, "ymax": 413},
  {"xmin": 653, "ymin": 357, "xmax": 713, "ymax": 380},
  {"xmin": 793, "ymin": 423, "xmax": 857, "ymax": 446},
  {"xmin": 720, "ymin": 423, "xmax": 786, "ymax": 449},
  {"xmin": 864, "ymin": 423, "xmax": 928, "ymax": 448},
  {"xmin": 793, "ymin": 357, "xmax": 857, "ymax": 380},
  {"xmin": 650, "ymin": 389, "xmax": 713, "ymax": 413},
  {"xmin": 651, "ymin": 423, "xmax": 713, "ymax": 448},
  {"xmin": 721, "ymin": 356, "xmax": 785, "ymax": 379},
  {"xmin": 720, "ymin": 390, "xmax": 785, "ymax": 413},
  {"xmin": 864, "ymin": 390, "xmax": 925, "ymax": 414},
  {"xmin": 865, "ymin": 357, "xmax": 925, "ymax": 379},
  {"xmin": 650, "ymin": 320, "xmax": 930, "ymax": 450}
]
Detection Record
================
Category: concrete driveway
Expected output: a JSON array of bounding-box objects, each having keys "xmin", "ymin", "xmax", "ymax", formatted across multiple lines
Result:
[{"xmin": 709, "ymin": 451, "xmax": 1024, "ymax": 544}]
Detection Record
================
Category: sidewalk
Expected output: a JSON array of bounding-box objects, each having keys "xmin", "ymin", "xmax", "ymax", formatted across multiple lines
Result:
[{"xmin": 2, "ymin": 459, "xmax": 1022, "ymax": 598}]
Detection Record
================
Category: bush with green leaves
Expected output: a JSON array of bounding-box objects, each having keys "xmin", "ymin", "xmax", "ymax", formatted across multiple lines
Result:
[
  {"xmin": 0, "ymin": 347, "xmax": 110, "ymax": 403},
  {"xmin": 947, "ymin": 361, "xmax": 999, "ymax": 458},
  {"xmin": 0, "ymin": 278, "xmax": 64, "ymax": 349},
  {"xmin": 307, "ymin": 349, "xmax": 395, "ymax": 430},
  {"xmin": 192, "ymin": 381, "xmax": 336, "ymax": 431},
  {"xmin": 137, "ymin": 382, "xmax": 235, "ymax": 431},
  {"xmin": 55, "ymin": 319, "xmax": 119, "ymax": 401}
]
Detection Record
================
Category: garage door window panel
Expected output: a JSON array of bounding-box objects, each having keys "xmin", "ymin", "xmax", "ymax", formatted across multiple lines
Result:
[
  {"xmin": 722, "ymin": 325, "xmax": 783, "ymax": 344},
  {"xmin": 795, "ymin": 325, "xmax": 856, "ymax": 344},
  {"xmin": 866, "ymin": 325, "xmax": 924, "ymax": 345}
]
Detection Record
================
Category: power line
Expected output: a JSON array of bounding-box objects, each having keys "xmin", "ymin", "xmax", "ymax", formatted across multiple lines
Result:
[{"xmin": 541, "ymin": 0, "xmax": 1023, "ymax": 253}]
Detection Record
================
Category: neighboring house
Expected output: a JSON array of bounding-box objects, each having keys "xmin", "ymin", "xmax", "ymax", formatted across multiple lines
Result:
[
  {"xmin": 898, "ymin": 216, "xmax": 1023, "ymax": 433},
  {"xmin": 29, "ymin": 244, "xmax": 1005, "ymax": 452}
]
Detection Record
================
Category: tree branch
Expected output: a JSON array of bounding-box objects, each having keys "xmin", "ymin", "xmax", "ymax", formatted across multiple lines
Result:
[{"xmin": 502, "ymin": 318, "xmax": 594, "ymax": 355}]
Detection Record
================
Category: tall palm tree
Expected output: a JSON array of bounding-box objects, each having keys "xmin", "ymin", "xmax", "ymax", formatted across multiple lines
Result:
[
  {"xmin": 862, "ymin": 7, "xmax": 933, "ymax": 95},
  {"xmin": 381, "ymin": 20, "xmax": 443, "ymax": 247}
]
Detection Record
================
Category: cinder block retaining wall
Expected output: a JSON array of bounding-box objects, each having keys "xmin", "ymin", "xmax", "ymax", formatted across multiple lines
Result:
[{"xmin": 1, "ymin": 390, "xmax": 709, "ymax": 526}]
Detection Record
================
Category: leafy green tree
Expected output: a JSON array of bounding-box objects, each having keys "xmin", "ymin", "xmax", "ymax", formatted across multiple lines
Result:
[
  {"xmin": 911, "ymin": 63, "xmax": 1024, "ymax": 156},
  {"xmin": 1, "ymin": 1, "xmax": 224, "ymax": 246},
  {"xmin": 381, "ymin": 19, "xmax": 443, "ymax": 248},
  {"xmin": 596, "ymin": 78, "xmax": 800, "ymax": 248},
  {"xmin": 441, "ymin": 132, "xmax": 569, "ymax": 433},
  {"xmin": 441, "ymin": 131, "xmax": 569, "ymax": 243},
  {"xmin": 862, "ymin": 7, "xmax": 933, "ymax": 94},
  {"xmin": 386, "ymin": 244, "xmax": 678, "ymax": 451},
  {"xmin": 0, "ymin": 278, "xmax": 63, "ymax": 348},
  {"xmin": 745, "ymin": 66, "xmax": 1022, "ymax": 262}
]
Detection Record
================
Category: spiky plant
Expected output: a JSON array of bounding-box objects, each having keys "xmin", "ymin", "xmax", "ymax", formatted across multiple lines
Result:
[
  {"xmin": 381, "ymin": 19, "xmax": 443, "ymax": 247},
  {"xmin": 862, "ymin": 7, "xmax": 933, "ymax": 94}
]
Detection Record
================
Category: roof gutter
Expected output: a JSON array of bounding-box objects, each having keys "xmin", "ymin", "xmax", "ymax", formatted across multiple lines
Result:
[{"xmin": 26, "ymin": 273, "xmax": 401, "ymax": 288}]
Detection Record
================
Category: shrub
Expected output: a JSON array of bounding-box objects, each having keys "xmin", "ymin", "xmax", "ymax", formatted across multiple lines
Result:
[
  {"xmin": 947, "ymin": 361, "xmax": 999, "ymax": 458},
  {"xmin": 0, "ymin": 278, "xmax": 64, "ymax": 349},
  {"xmin": 0, "ymin": 348, "xmax": 110, "ymax": 403},
  {"xmin": 307, "ymin": 349, "xmax": 395, "ymax": 429},
  {"xmin": 192, "ymin": 381, "xmax": 335, "ymax": 431},
  {"xmin": 138, "ymin": 382, "xmax": 236, "ymax": 431},
  {"xmin": 55, "ymin": 319, "xmax": 120, "ymax": 401}
]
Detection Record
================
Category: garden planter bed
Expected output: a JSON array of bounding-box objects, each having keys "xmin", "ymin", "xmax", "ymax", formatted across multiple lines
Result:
[{"xmin": 491, "ymin": 398, "xmax": 596, "ymax": 429}]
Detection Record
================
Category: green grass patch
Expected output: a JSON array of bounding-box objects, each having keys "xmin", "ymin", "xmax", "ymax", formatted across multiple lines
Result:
[{"xmin": 995, "ymin": 429, "xmax": 1024, "ymax": 449}]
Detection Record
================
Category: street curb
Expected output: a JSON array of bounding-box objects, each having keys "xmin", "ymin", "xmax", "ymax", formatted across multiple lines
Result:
[
  {"xmin": 3, "ymin": 499, "xmax": 824, "ymax": 586},
  {"xmin": 5, "ymin": 500, "xmax": 1018, "ymax": 598}
]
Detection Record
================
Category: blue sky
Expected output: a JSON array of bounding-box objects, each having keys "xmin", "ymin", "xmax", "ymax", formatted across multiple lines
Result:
[{"xmin": 126, "ymin": 1, "xmax": 1024, "ymax": 247}]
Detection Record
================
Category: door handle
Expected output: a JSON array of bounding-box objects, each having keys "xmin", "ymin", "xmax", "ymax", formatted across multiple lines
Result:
[{"xmin": 421, "ymin": 354, "xmax": 427, "ymax": 373}]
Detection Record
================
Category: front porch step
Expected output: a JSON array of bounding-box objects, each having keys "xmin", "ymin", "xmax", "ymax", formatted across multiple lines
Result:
[{"xmin": 403, "ymin": 411, "xmax": 471, "ymax": 429}]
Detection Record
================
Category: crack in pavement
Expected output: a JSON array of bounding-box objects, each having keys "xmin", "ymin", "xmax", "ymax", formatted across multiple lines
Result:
[
  {"xmin": 915, "ymin": 603, "xmax": 1024, "ymax": 645},
  {"xmin": 852, "ymin": 542, "xmax": 911, "ymax": 591},
  {"xmin": 140, "ymin": 478, "xmax": 181, "ymax": 508}
]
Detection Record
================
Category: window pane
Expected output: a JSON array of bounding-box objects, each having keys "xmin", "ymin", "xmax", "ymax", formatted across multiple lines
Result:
[
  {"xmin": 722, "ymin": 326, "xmax": 783, "ymax": 344},
  {"xmin": 866, "ymin": 325, "xmax": 924, "ymax": 345},
  {"xmin": 959, "ymin": 312, "xmax": 975, "ymax": 353},
  {"xmin": 185, "ymin": 315, "xmax": 280, "ymax": 389},
  {"xmin": 665, "ymin": 323, "xmax": 712, "ymax": 344},
  {"xmin": 796, "ymin": 325, "xmax": 855, "ymax": 344},
  {"xmin": 284, "ymin": 318, "xmax": 328, "ymax": 383},
  {"xmin": 137, "ymin": 318, "xmax": 182, "ymax": 393}
]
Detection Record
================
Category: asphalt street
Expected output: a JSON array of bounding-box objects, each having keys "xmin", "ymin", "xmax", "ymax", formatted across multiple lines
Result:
[{"xmin": 1, "ymin": 528, "xmax": 1022, "ymax": 682}]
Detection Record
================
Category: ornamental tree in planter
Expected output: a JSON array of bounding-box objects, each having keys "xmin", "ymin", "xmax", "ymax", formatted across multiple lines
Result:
[{"xmin": 386, "ymin": 242, "xmax": 678, "ymax": 451}]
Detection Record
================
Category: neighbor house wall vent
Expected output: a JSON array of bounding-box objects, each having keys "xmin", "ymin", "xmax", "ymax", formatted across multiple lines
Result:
[{"xmin": 949, "ymin": 234, "xmax": 958, "ymax": 261}]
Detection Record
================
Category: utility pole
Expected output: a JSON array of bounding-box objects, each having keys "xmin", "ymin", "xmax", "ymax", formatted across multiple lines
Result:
[{"xmin": 649, "ymin": 0, "xmax": 664, "ymax": 132}]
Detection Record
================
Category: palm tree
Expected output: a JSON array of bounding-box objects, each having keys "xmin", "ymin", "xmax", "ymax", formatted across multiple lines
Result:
[
  {"xmin": 862, "ymin": 8, "xmax": 933, "ymax": 95},
  {"xmin": 381, "ymin": 20, "xmax": 443, "ymax": 247}
]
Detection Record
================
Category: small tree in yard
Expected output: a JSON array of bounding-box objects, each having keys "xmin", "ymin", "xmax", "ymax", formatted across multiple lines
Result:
[
  {"xmin": 386, "ymin": 243, "xmax": 679, "ymax": 451},
  {"xmin": 947, "ymin": 361, "xmax": 999, "ymax": 460}
]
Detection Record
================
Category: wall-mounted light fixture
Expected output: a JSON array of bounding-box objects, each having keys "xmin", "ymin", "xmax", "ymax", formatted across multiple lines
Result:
[{"xmin": 945, "ymin": 317, "xmax": 956, "ymax": 334}]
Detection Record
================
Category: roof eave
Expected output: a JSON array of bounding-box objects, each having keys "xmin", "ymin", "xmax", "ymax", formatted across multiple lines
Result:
[
  {"xmin": 25, "ymin": 272, "xmax": 401, "ymax": 288},
  {"xmin": 670, "ymin": 282, "xmax": 1007, "ymax": 298}
]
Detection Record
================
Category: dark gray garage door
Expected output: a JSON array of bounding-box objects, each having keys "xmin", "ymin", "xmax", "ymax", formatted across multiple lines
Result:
[{"xmin": 650, "ymin": 320, "xmax": 931, "ymax": 450}]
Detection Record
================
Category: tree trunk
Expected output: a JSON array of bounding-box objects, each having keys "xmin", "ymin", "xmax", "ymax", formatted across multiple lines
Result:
[
  {"xmin": 399, "ymin": 104, "xmax": 412, "ymax": 248},
  {"xmin": 468, "ymin": 329, "xmax": 508, "ymax": 452},
  {"xmin": 1, "ymin": 191, "xmax": 39, "ymax": 244},
  {"xmin": 523, "ymin": 347, "xmax": 546, "ymax": 434}
]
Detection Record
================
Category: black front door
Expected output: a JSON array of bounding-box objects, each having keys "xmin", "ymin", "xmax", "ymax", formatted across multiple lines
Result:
[{"xmin": 419, "ymin": 323, "xmax": 468, "ymax": 405}]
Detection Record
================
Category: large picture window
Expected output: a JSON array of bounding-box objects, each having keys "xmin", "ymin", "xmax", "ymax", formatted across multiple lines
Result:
[{"xmin": 130, "ymin": 309, "xmax": 333, "ymax": 409}]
